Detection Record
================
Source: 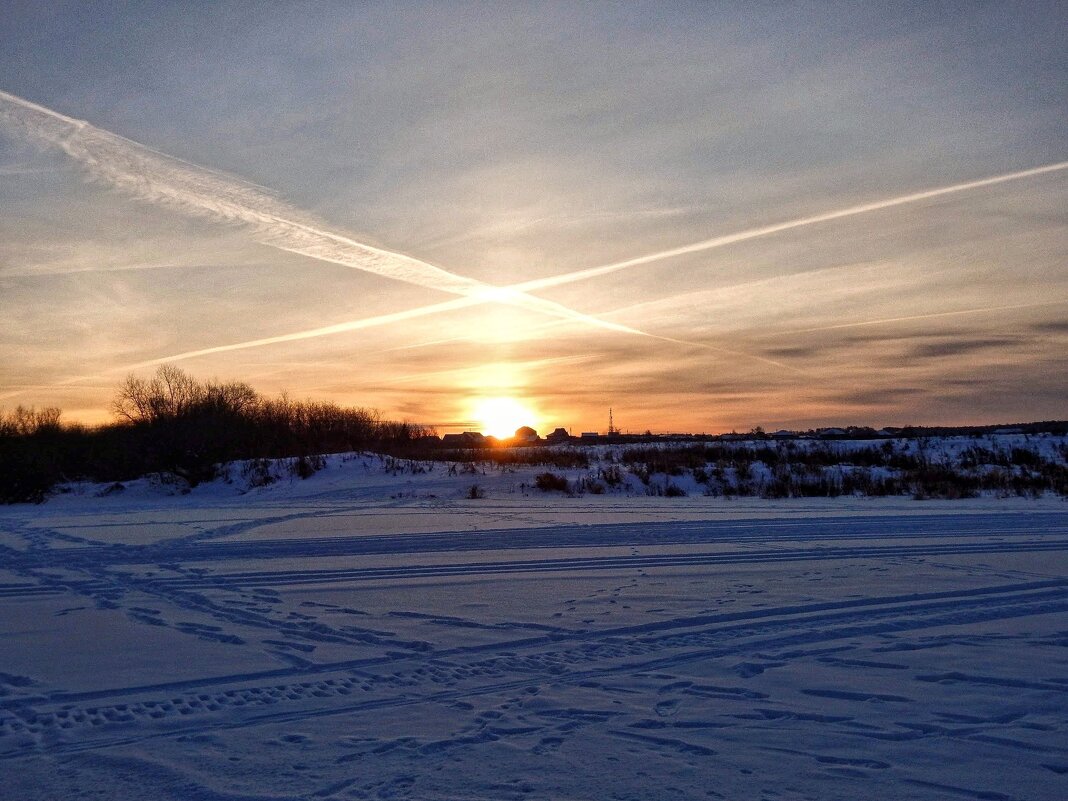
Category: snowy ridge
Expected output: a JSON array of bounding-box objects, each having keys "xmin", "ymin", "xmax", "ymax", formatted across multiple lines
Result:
[{"xmin": 41, "ymin": 432, "xmax": 1068, "ymax": 506}]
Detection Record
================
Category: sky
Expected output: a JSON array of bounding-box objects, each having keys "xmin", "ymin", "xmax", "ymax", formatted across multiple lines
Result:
[{"xmin": 1, "ymin": 1, "xmax": 1065, "ymax": 435}]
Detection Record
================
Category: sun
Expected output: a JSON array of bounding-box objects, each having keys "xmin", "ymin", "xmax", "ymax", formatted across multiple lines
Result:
[{"xmin": 472, "ymin": 397, "xmax": 537, "ymax": 439}]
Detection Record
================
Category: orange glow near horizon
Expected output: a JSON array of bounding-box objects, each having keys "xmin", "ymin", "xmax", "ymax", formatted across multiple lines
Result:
[{"xmin": 472, "ymin": 396, "xmax": 539, "ymax": 439}]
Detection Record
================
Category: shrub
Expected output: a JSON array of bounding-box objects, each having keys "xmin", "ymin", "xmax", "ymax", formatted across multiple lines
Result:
[
  {"xmin": 578, "ymin": 476, "xmax": 606, "ymax": 494},
  {"xmin": 242, "ymin": 458, "xmax": 275, "ymax": 488},
  {"xmin": 534, "ymin": 472, "xmax": 570, "ymax": 492},
  {"xmin": 290, "ymin": 454, "xmax": 325, "ymax": 479},
  {"xmin": 599, "ymin": 464, "xmax": 624, "ymax": 486}
]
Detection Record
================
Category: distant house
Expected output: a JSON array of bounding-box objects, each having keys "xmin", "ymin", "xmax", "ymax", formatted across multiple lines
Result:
[
  {"xmin": 545, "ymin": 427, "xmax": 570, "ymax": 444},
  {"xmin": 771, "ymin": 429, "xmax": 796, "ymax": 439},
  {"xmin": 513, "ymin": 426, "xmax": 538, "ymax": 444},
  {"xmin": 441, "ymin": 432, "xmax": 488, "ymax": 447},
  {"xmin": 580, "ymin": 432, "xmax": 599, "ymax": 440},
  {"xmin": 817, "ymin": 427, "xmax": 848, "ymax": 439}
]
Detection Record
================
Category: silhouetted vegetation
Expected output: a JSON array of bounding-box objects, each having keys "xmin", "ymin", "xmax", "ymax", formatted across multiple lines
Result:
[
  {"xmin": 0, "ymin": 366, "xmax": 430, "ymax": 502},
  {"xmin": 534, "ymin": 472, "xmax": 571, "ymax": 493},
  {"xmin": 0, "ymin": 406, "xmax": 67, "ymax": 503},
  {"xmin": 405, "ymin": 445, "xmax": 589, "ymax": 469},
  {"xmin": 3, "ymin": 369, "xmax": 1067, "ymax": 504}
]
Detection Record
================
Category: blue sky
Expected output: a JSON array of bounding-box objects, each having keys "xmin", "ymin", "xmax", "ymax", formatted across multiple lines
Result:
[{"xmin": 1, "ymin": 2, "xmax": 1065, "ymax": 432}]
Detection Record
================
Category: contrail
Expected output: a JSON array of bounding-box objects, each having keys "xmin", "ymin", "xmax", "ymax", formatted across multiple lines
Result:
[
  {"xmin": 0, "ymin": 90, "xmax": 477, "ymax": 293},
  {"xmin": 516, "ymin": 160, "xmax": 1068, "ymax": 292},
  {"xmin": 0, "ymin": 89, "xmax": 650, "ymax": 340},
  {"xmin": 120, "ymin": 297, "xmax": 477, "ymax": 370},
  {"xmin": 132, "ymin": 158, "xmax": 1068, "ymax": 363}
]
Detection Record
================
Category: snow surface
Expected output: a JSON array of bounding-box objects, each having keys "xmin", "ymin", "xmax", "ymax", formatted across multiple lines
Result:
[{"xmin": 1, "ymin": 453, "xmax": 1066, "ymax": 800}]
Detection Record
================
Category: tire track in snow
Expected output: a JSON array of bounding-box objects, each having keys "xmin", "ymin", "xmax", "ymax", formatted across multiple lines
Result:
[
  {"xmin": 3, "ymin": 537, "xmax": 1059, "ymax": 599},
  {"xmin": 142, "ymin": 538, "xmax": 1068, "ymax": 590},
  {"xmin": 8, "ymin": 512, "xmax": 1065, "ymax": 568}
]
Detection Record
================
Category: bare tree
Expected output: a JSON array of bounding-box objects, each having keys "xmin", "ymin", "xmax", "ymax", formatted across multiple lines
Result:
[
  {"xmin": 0, "ymin": 406, "xmax": 62, "ymax": 436},
  {"xmin": 112, "ymin": 365, "xmax": 202, "ymax": 423}
]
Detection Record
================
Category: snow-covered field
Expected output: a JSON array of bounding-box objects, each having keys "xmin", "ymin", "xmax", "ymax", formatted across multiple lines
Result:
[{"xmin": 1, "ymin": 455, "xmax": 1066, "ymax": 800}]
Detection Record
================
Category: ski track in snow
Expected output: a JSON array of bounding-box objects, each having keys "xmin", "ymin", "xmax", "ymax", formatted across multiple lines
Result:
[{"xmin": 0, "ymin": 481, "xmax": 1066, "ymax": 799}]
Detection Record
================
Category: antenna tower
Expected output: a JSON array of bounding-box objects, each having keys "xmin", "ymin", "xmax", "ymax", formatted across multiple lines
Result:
[{"xmin": 608, "ymin": 408, "xmax": 616, "ymax": 436}]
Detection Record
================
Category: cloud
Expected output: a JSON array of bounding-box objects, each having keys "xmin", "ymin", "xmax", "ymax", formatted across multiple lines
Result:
[
  {"xmin": 830, "ymin": 386, "xmax": 926, "ymax": 406},
  {"xmin": 0, "ymin": 162, "xmax": 63, "ymax": 176},
  {"xmin": 761, "ymin": 345, "xmax": 823, "ymax": 359},
  {"xmin": 906, "ymin": 337, "xmax": 1022, "ymax": 360}
]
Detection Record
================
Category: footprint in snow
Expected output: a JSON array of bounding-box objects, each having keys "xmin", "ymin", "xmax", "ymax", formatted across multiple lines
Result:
[{"xmin": 655, "ymin": 699, "xmax": 680, "ymax": 717}]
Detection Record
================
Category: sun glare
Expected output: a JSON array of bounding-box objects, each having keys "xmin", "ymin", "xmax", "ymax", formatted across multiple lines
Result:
[{"xmin": 473, "ymin": 397, "xmax": 537, "ymax": 439}]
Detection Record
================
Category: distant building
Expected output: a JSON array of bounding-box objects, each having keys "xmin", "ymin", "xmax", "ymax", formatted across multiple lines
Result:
[
  {"xmin": 514, "ymin": 426, "xmax": 538, "ymax": 444},
  {"xmin": 441, "ymin": 432, "xmax": 488, "ymax": 447},
  {"xmin": 545, "ymin": 427, "xmax": 570, "ymax": 444},
  {"xmin": 817, "ymin": 427, "xmax": 848, "ymax": 438},
  {"xmin": 771, "ymin": 429, "xmax": 796, "ymax": 439},
  {"xmin": 580, "ymin": 432, "xmax": 599, "ymax": 440}
]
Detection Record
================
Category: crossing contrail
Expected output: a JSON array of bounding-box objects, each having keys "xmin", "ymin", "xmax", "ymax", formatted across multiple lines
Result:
[
  {"xmin": 0, "ymin": 88, "xmax": 794, "ymax": 375},
  {"xmin": 4, "ymin": 89, "xmax": 1063, "ymax": 381},
  {"xmin": 0, "ymin": 88, "xmax": 797, "ymax": 400},
  {"xmin": 124, "ymin": 158, "xmax": 1067, "ymax": 363}
]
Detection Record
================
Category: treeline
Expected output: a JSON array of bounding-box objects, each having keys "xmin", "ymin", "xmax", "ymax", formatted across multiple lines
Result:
[{"xmin": 0, "ymin": 366, "xmax": 430, "ymax": 503}]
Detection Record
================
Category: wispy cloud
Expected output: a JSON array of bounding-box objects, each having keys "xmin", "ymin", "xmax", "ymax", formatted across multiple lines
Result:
[
  {"xmin": 0, "ymin": 162, "xmax": 64, "ymax": 176},
  {"xmin": 0, "ymin": 259, "xmax": 184, "ymax": 278},
  {"xmin": 775, "ymin": 300, "xmax": 1068, "ymax": 336},
  {"xmin": 906, "ymin": 337, "xmax": 1023, "ymax": 360}
]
